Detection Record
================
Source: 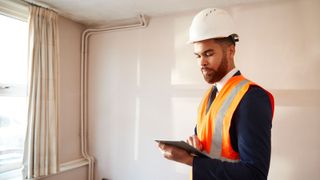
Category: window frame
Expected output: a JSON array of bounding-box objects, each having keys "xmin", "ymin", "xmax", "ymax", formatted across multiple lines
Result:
[
  {"xmin": 0, "ymin": 0, "xmax": 28, "ymax": 22},
  {"xmin": 0, "ymin": 1, "xmax": 29, "ymax": 179}
]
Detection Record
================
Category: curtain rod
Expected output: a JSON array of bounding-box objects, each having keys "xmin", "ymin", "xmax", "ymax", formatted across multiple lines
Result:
[{"xmin": 23, "ymin": 0, "xmax": 57, "ymax": 12}]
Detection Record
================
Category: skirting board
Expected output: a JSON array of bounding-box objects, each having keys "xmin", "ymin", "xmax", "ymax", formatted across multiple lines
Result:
[{"xmin": 60, "ymin": 158, "xmax": 89, "ymax": 172}]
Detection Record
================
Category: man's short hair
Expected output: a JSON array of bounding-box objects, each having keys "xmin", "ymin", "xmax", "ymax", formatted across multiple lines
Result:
[
  {"xmin": 214, "ymin": 34, "xmax": 239, "ymax": 47},
  {"xmin": 214, "ymin": 36, "xmax": 237, "ymax": 47}
]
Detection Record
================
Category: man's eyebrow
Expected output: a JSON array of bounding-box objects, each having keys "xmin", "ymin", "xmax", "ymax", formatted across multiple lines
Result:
[{"xmin": 194, "ymin": 49, "xmax": 214, "ymax": 55}]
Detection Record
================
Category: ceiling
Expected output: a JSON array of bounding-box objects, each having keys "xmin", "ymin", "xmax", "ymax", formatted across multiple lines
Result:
[{"xmin": 26, "ymin": 0, "xmax": 278, "ymax": 27}]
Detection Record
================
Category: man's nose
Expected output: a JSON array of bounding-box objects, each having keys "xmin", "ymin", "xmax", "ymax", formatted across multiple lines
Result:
[{"xmin": 199, "ymin": 56, "xmax": 208, "ymax": 67}]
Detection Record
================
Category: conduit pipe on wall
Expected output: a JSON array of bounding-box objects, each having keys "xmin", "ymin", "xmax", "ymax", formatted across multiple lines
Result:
[{"xmin": 80, "ymin": 14, "xmax": 148, "ymax": 180}]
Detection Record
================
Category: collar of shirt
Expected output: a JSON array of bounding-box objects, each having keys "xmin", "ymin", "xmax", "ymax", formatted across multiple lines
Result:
[{"xmin": 215, "ymin": 68, "xmax": 239, "ymax": 93}]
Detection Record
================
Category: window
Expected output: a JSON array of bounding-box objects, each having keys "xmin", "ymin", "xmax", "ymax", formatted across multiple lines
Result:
[{"xmin": 0, "ymin": 13, "xmax": 28, "ymax": 178}]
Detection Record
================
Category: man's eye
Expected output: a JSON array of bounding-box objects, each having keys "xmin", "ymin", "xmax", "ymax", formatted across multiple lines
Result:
[{"xmin": 205, "ymin": 52, "xmax": 213, "ymax": 57}]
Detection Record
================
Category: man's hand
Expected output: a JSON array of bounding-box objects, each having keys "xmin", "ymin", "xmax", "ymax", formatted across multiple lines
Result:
[
  {"xmin": 158, "ymin": 143, "xmax": 194, "ymax": 166},
  {"xmin": 186, "ymin": 135, "xmax": 203, "ymax": 151}
]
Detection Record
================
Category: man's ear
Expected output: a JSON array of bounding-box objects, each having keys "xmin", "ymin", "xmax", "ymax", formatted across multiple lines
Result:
[{"xmin": 228, "ymin": 45, "xmax": 235, "ymax": 57}]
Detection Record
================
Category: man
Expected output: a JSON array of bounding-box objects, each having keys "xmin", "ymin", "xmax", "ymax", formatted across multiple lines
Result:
[{"xmin": 158, "ymin": 8, "xmax": 274, "ymax": 180}]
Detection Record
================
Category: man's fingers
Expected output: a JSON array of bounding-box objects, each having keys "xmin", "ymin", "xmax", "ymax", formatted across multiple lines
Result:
[
  {"xmin": 187, "ymin": 136, "xmax": 194, "ymax": 146},
  {"xmin": 193, "ymin": 136, "xmax": 198, "ymax": 148},
  {"xmin": 158, "ymin": 142, "xmax": 164, "ymax": 149},
  {"xmin": 158, "ymin": 143, "xmax": 165, "ymax": 154},
  {"xmin": 193, "ymin": 136, "xmax": 203, "ymax": 150},
  {"xmin": 186, "ymin": 135, "xmax": 203, "ymax": 150},
  {"xmin": 186, "ymin": 135, "xmax": 198, "ymax": 147},
  {"xmin": 158, "ymin": 143, "xmax": 176, "ymax": 159},
  {"xmin": 157, "ymin": 142, "xmax": 194, "ymax": 165}
]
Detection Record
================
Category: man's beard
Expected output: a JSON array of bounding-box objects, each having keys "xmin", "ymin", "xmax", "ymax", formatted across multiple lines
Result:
[{"xmin": 202, "ymin": 53, "xmax": 228, "ymax": 84}]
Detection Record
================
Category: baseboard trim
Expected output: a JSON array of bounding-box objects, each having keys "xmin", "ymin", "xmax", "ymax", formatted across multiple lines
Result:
[{"xmin": 60, "ymin": 158, "xmax": 89, "ymax": 172}]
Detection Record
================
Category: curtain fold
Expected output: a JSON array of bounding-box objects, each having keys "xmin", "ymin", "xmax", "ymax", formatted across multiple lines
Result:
[{"xmin": 23, "ymin": 5, "xmax": 59, "ymax": 179}]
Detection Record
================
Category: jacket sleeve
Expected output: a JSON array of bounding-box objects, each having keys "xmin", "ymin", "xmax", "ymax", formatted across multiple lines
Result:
[{"xmin": 193, "ymin": 86, "xmax": 273, "ymax": 180}]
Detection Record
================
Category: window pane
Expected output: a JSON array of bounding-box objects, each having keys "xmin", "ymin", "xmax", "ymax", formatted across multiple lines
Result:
[
  {"xmin": 0, "ymin": 14, "xmax": 28, "ymax": 85},
  {"xmin": 0, "ymin": 97, "xmax": 27, "ymax": 172},
  {"xmin": 0, "ymin": 14, "xmax": 28, "ymax": 175}
]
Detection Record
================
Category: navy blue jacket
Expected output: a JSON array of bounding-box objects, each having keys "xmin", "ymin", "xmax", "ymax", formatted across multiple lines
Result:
[{"xmin": 193, "ymin": 84, "xmax": 273, "ymax": 180}]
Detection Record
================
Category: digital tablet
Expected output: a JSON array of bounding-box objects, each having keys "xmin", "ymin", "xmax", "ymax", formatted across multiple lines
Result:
[{"xmin": 155, "ymin": 140, "xmax": 211, "ymax": 158}]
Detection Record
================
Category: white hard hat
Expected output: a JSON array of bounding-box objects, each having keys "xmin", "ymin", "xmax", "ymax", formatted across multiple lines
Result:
[{"xmin": 189, "ymin": 8, "xmax": 238, "ymax": 43}]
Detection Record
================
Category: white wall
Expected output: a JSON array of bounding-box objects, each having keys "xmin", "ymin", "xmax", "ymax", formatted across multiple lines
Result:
[
  {"xmin": 87, "ymin": 0, "xmax": 320, "ymax": 179},
  {"xmin": 58, "ymin": 15, "xmax": 84, "ymax": 164},
  {"xmin": 230, "ymin": 1, "xmax": 320, "ymax": 179},
  {"xmin": 42, "ymin": 16, "xmax": 88, "ymax": 180}
]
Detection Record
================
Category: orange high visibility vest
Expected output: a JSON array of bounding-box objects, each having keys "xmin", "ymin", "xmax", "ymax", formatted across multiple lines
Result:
[{"xmin": 197, "ymin": 75, "xmax": 274, "ymax": 162}]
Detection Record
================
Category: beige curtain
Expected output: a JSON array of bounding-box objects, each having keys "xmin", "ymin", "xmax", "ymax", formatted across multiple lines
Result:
[{"xmin": 23, "ymin": 5, "xmax": 59, "ymax": 179}]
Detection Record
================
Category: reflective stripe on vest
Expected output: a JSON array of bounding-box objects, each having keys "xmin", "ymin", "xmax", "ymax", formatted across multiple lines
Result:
[
  {"xmin": 196, "ymin": 75, "xmax": 274, "ymax": 162},
  {"xmin": 210, "ymin": 79, "xmax": 249, "ymax": 161}
]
